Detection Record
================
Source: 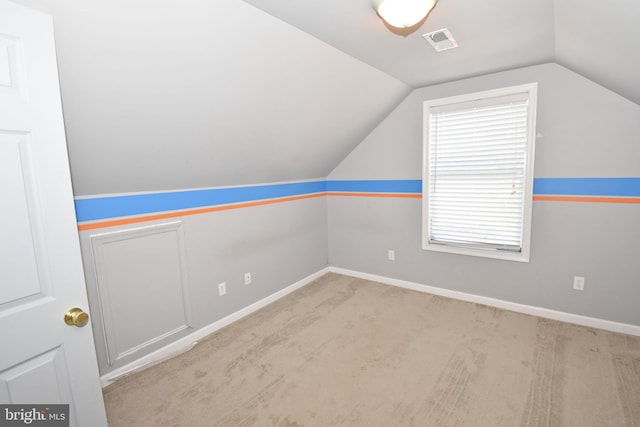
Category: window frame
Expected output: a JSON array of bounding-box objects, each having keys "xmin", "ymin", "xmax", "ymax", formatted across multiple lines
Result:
[{"xmin": 422, "ymin": 83, "xmax": 538, "ymax": 262}]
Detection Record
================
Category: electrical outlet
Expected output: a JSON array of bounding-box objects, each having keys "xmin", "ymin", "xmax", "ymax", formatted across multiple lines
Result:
[
  {"xmin": 244, "ymin": 272, "xmax": 252, "ymax": 285},
  {"xmin": 388, "ymin": 250, "xmax": 395, "ymax": 261},
  {"xmin": 573, "ymin": 276, "xmax": 585, "ymax": 291},
  {"xmin": 218, "ymin": 282, "xmax": 226, "ymax": 296}
]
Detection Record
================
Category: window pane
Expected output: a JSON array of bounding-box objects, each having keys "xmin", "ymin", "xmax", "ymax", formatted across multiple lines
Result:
[{"xmin": 425, "ymin": 89, "xmax": 533, "ymax": 255}]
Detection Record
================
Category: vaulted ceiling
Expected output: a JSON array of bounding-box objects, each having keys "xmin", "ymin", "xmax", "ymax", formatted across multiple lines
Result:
[
  {"xmin": 11, "ymin": 0, "xmax": 639, "ymax": 196},
  {"xmin": 242, "ymin": 0, "xmax": 640, "ymax": 104}
]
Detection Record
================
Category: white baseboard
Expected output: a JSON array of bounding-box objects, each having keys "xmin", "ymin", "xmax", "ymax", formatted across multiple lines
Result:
[
  {"xmin": 101, "ymin": 265, "xmax": 640, "ymax": 387},
  {"xmin": 330, "ymin": 267, "xmax": 640, "ymax": 337},
  {"xmin": 100, "ymin": 267, "xmax": 330, "ymax": 387}
]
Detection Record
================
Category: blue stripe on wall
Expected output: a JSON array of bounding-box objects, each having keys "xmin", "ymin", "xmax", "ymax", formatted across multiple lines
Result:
[
  {"xmin": 533, "ymin": 178, "xmax": 640, "ymax": 197},
  {"xmin": 326, "ymin": 180, "xmax": 422, "ymax": 193},
  {"xmin": 75, "ymin": 178, "xmax": 640, "ymax": 224},
  {"xmin": 327, "ymin": 178, "xmax": 640, "ymax": 197},
  {"xmin": 75, "ymin": 181, "xmax": 326, "ymax": 222}
]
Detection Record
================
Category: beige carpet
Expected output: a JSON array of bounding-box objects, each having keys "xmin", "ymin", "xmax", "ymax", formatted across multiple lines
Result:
[{"xmin": 103, "ymin": 273, "xmax": 640, "ymax": 426}]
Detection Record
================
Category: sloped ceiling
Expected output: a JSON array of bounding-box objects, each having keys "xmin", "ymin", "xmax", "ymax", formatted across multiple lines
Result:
[
  {"xmin": 554, "ymin": 0, "xmax": 640, "ymax": 105},
  {"xmin": 11, "ymin": 0, "xmax": 409, "ymax": 195},
  {"xmin": 242, "ymin": 0, "xmax": 640, "ymax": 105},
  {"xmin": 11, "ymin": 0, "xmax": 639, "ymax": 195}
]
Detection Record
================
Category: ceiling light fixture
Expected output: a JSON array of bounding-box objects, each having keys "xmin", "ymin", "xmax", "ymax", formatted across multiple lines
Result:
[{"xmin": 372, "ymin": 0, "xmax": 436, "ymax": 28}]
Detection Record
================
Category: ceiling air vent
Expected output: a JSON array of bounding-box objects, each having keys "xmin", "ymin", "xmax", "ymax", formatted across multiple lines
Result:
[{"xmin": 422, "ymin": 28, "xmax": 459, "ymax": 52}]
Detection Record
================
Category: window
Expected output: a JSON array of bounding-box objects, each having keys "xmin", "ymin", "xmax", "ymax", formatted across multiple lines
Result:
[{"xmin": 422, "ymin": 83, "xmax": 537, "ymax": 262}]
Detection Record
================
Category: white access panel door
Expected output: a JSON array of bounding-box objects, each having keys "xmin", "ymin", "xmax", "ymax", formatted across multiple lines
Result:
[{"xmin": 0, "ymin": 1, "xmax": 108, "ymax": 426}]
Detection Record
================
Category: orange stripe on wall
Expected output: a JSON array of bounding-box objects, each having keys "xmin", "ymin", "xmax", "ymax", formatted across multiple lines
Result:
[
  {"xmin": 77, "ymin": 193, "xmax": 325, "ymax": 231},
  {"xmin": 533, "ymin": 195, "xmax": 640, "ymax": 204},
  {"xmin": 78, "ymin": 192, "xmax": 639, "ymax": 232}
]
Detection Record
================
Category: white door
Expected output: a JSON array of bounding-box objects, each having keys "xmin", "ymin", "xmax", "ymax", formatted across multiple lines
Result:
[{"xmin": 0, "ymin": 1, "xmax": 108, "ymax": 426}]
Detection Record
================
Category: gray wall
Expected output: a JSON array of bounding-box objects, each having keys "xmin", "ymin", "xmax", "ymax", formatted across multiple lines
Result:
[
  {"xmin": 11, "ymin": 0, "xmax": 405, "ymax": 375},
  {"xmin": 81, "ymin": 194, "xmax": 327, "ymax": 375},
  {"xmin": 328, "ymin": 63, "xmax": 640, "ymax": 326}
]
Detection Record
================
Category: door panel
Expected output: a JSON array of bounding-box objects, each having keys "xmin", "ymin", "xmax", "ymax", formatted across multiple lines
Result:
[
  {"xmin": 0, "ymin": 347, "xmax": 73, "ymax": 404},
  {"xmin": 0, "ymin": 2, "xmax": 107, "ymax": 425},
  {"xmin": 0, "ymin": 32, "xmax": 22, "ymax": 96},
  {"xmin": 0, "ymin": 132, "xmax": 45, "ymax": 305}
]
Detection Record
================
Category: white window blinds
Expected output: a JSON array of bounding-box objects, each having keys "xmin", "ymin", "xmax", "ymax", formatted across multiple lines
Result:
[{"xmin": 426, "ymin": 92, "xmax": 530, "ymax": 253}]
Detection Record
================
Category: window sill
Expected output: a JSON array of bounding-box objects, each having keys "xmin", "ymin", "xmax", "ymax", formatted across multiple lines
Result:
[{"xmin": 422, "ymin": 242, "xmax": 530, "ymax": 263}]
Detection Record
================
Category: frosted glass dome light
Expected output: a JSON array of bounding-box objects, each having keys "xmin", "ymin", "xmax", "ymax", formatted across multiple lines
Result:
[{"xmin": 372, "ymin": 0, "xmax": 436, "ymax": 28}]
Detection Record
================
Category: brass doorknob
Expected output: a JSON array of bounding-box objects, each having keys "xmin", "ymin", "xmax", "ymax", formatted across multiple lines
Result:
[{"xmin": 64, "ymin": 307, "xmax": 89, "ymax": 327}]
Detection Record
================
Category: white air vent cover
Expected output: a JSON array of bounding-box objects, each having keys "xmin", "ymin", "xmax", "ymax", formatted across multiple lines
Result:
[{"xmin": 423, "ymin": 28, "xmax": 459, "ymax": 52}]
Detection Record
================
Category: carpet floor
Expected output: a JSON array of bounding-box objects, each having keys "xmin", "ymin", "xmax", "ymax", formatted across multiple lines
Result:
[{"xmin": 103, "ymin": 273, "xmax": 640, "ymax": 426}]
